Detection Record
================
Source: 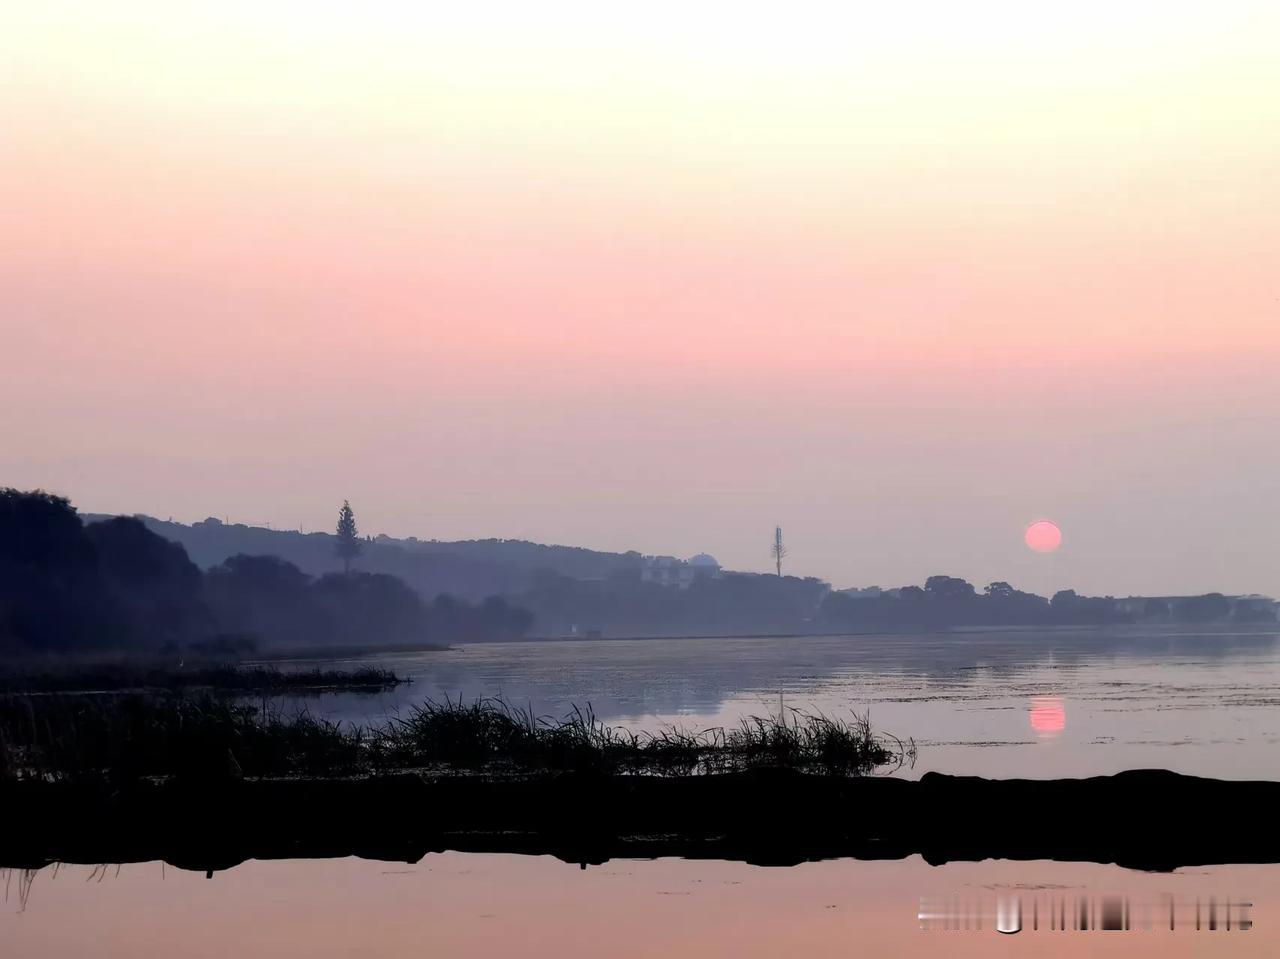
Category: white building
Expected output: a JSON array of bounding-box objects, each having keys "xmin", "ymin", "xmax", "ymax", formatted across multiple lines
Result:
[{"xmin": 640, "ymin": 553, "xmax": 722, "ymax": 589}]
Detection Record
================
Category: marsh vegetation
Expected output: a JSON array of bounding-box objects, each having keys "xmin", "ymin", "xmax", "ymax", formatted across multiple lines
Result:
[{"xmin": 0, "ymin": 694, "xmax": 912, "ymax": 783}]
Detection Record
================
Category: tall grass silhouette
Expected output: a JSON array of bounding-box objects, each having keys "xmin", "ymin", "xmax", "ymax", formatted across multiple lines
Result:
[{"xmin": 0, "ymin": 694, "xmax": 913, "ymax": 782}]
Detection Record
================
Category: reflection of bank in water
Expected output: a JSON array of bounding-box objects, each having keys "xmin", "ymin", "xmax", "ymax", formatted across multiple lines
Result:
[{"xmin": 1029, "ymin": 696, "xmax": 1065, "ymax": 737}]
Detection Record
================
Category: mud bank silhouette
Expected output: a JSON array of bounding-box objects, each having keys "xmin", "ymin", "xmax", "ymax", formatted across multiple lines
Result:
[{"xmin": 1, "ymin": 769, "xmax": 1272, "ymax": 874}]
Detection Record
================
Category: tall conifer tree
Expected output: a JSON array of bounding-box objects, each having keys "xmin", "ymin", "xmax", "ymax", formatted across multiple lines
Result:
[{"xmin": 335, "ymin": 500, "xmax": 362, "ymax": 574}]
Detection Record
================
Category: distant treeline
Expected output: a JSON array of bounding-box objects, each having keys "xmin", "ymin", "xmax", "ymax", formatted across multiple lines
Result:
[
  {"xmin": 8, "ymin": 490, "xmax": 1271, "ymax": 653},
  {"xmin": 507, "ymin": 568, "xmax": 832, "ymax": 637},
  {"xmin": 820, "ymin": 576, "xmax": 1269, "ymax": 629},
  {"xmin": 0, "ymin": 489, "xmax": 531, "ymax": 654},
  {"xmin": 91, "ymin": 512, "xmax": 642, "ymax": 602},
  {"xmin": 204, "ymin": 554, "xmax": 531, "ymax": 648},
  {"xmin": 511, "ymin": 571, "xmax": 1269, "ymax": 636}
]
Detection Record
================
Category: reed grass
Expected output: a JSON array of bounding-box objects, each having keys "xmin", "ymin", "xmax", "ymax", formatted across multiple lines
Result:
[
  {"xmin": 0, "ymin": 694, "xmax": 914, "ymax": 783},
  {"xmin": 0, "ymin": 694, "xmax": 366, "ymax": 782}
]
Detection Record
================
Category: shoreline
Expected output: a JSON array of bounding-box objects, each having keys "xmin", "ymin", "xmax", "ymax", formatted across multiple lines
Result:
[
  {"xmin": 505, "ymin": 623, "xmax": 1280, "ymax": 645},
  {"xmin": 251, "ymin": 642, "xmax": 450, "ymax": 661},
  {"xmin": 4, "ymin": 768, "xmax": 1276, "ymax": 874}
]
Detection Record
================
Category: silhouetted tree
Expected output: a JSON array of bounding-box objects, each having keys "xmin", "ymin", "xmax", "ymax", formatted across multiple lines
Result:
[
  {"xmin": 1049, "ymin": 588, "xmax": 1126, "ymax": 625},
  {"xmin": 925, "ymin": 575, "xmax": 977, "ymax": 601},
  {"xmin": 476, "ymin": 595, "xmax": 536, "ymax": 640},
  {"xmin": 980, "ymin": 581, "xmax": 1049, "ymax": 624},
  {"xmin": 335, "ymin": 500, "xmax": 362, "ymax": 574},
  {"xmin": 204, "ymin": 554, "xmax": 317, "ymax": 647},
  {"xmin": 0, "ymin": 488, "xmax": 122, "ymax": 650},
  {"xmin": 1, "ymin": 489, "xmax": 88, "ymax": 648},
  {"xmin": 1, "ymin": 488, "xmax": 535, "ymax": 652},
  {"xmin": 201, "ymin": 551, "xmax": 534, "ymax": 647},
  {"xmin": 313, "ymin": 571, "xmax": 426, "ymax": 643},
  {"xmin": 86, "ymin": 517, "xmax": 206, "ymax": 644}
]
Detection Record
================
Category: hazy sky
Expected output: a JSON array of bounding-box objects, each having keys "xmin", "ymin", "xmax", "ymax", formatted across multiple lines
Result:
[{"xmin": 3, "ymin": 2, "xmax": 1279, "ymax": 597}]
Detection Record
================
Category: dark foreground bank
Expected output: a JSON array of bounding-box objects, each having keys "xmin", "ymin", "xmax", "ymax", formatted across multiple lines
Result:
[{"xmin": 1, "ymin": 768, "xmax": 1274, "ymax": 874}]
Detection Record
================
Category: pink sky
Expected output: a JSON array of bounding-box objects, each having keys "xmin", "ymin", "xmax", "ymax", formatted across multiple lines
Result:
[{"xmin": 3, "ymin": 3, "xmax": 1279, "ymax": 595}]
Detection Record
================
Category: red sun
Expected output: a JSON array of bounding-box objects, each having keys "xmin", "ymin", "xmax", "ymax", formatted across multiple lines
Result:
[{"xmin": 1024, "ymin": 520, "xmax": 1062, "ymax": 553}]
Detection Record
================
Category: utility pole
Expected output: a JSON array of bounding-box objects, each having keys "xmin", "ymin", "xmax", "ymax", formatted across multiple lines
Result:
[{"xmin": 771, "ymin": 526, "xmax": 786, "ymax": 577}]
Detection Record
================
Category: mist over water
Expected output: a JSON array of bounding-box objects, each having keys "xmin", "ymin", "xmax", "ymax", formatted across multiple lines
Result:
[{"xmin": 277, "ymin": 628, "xmax": 1280, "ymax": 780}]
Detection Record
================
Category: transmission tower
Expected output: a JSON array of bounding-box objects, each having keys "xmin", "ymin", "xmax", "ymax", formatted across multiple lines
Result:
[{"xmin": 771, "ymin": 526, "xmax": 787, "ymax": 577}]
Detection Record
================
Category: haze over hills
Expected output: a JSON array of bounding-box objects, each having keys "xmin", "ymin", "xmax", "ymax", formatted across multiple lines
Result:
[
  {"xmin": 82, "ymin": 512, "xmax": 830, "ymax": 638},
  {"xmin": 85, "ymin": 513, "xmax": 645, "ymax": 602},
  {"xmin": 83, "ymin": 511, "xmax": 1277, "ymax": 642},
  {"xmin": 3, "ymin": 490, "xmax": 1275, "ymax": 657},
  {"xmin": 0, "ymin": 492, "xmax": 536, "ymax": 655}
]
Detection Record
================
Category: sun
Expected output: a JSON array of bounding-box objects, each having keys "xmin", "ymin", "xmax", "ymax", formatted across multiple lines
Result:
[{"xmin": 1024, "ymin": 520, "xmax": 1062, "ymax": 553}]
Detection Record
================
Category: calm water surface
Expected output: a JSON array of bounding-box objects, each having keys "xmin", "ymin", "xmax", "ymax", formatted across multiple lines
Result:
[
  {"xmin": 3, "ymin": 855, "xmax": 1276, "ymax": 956},
  {"xmin": 288, "ymin": 628, "xmax": 1280, "ymax": 779},
  {"xmin": 7, "ymin": 628, "xmax": 1280, "ymax": 954}
]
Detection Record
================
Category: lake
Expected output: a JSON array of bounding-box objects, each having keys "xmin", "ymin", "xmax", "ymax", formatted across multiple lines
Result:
[
  {"xmin": 291, "ymin": 627, "xmax": 1280, "ymax": 779},
  {"xmin": 2, "ymin": 854, "xmax": 1276, "ymax": 957},
  {"xmin": 5, "ymin": 627, "xmax": 1280, "ymax": 955}
]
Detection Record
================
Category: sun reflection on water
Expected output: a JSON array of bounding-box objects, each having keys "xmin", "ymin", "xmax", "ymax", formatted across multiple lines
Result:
[{"xmin": 1029, "ymin": 696, "xmax": 1065, "ymax": 738}]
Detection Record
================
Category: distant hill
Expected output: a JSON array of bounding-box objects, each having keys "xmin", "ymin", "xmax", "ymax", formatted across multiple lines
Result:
[
  {"xmin": 80, "ymin": 514, "xmax": 1269, "ymax": 640},
  {"xmin": 0, "ymin": 490, "xmax": 535, "ymax": 654},
  {"xmin": 83, "ymin": 515, "xmax": 644, "ymax": 602}
]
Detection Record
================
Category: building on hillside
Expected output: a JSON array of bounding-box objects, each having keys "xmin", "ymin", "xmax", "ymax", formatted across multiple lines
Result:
[
  {"xmin": 838, "ymin": 586, "xmax": 883, "ymax": 600},
  {"xmin": 1230, "ymin": 594, "xmax": 1279, "ymax": 622},
  {"xmin": 1115, "ymin": 594, "xmax": 1277, "ymax": 623},
  {"xmin": 640, "ymin": 553, "xmax": 722, "ymax": 589}
]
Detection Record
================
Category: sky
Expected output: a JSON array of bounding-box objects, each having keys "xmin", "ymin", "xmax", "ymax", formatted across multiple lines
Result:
[{"xmin": 3, "ymin": 2, "xmax": 1279, "ymax": 597}]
